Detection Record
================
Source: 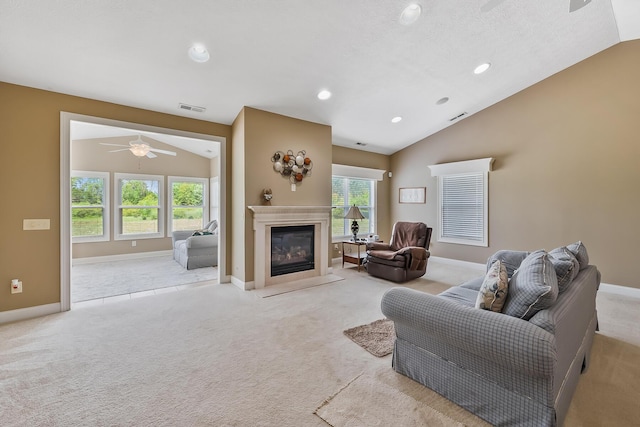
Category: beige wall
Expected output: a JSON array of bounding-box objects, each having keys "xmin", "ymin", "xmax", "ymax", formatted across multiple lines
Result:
[
  {"xmin": 71, "ymin": 135, "xmax": 213, "ymax": 258},
  {"xmin": 331, "ymin": 146, "xmax": 391, "ymax": 258},
  {"xmin": 232, "ymin": 107, "xmax": 332, "ymax": 284},
  {"xmin": 391, "ymin": 40, "xmax": 640, "ymax": 289},
  {"xmin": 0, "ymin": 82, "xmax": 231, "ymax": 312}
]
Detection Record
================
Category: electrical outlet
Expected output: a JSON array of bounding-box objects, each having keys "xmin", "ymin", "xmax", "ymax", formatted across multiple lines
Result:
[
  {"xmin": 11, "ymin": 279, "xmax": 22, "ymax": 294},
  {"xmin": 132, "ymin": 241, "xmax": 137, "ymax": 247}
]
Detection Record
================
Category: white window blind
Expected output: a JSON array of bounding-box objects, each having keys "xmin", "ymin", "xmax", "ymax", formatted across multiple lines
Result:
[{"xmin": 441, "ymin": 173, "xmax": 485, "ymax": 243}]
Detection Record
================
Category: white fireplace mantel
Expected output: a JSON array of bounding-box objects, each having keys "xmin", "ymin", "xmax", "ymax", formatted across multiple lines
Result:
[{"xmin": 248, "ymin": 206, "xmax": 332, "ymax": 289}]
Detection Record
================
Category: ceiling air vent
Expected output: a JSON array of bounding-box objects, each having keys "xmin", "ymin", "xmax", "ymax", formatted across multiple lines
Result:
[
  {"xmin": 449, "ymin": 112, "xmax": 468, "ymax": 122},
  {"xmin": 179, "ymin": 103, "xmax": 206, "ymax": 113},
  {"xmin": 355, "ymin": 142, "xmax": 367, "ymax": 146}
]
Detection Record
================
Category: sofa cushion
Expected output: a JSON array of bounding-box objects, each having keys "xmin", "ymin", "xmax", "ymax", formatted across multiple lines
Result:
[
  {"xmin": 549, "ymin": 247, "xmax": 580, "ymax": 292},
  {"xmin": 438, "ymin": 287, "xmax": 478, "ymax": 308},
  {"xmin": 503, "ymin": 250, "xmax": 559, "ymax": 320},
  {"xmin": 475, "ymin": 260, "xmax": 509, "ymax": 312},
  {"xmin": 207, "ymin": 220, "xmax": 218, "ymax": 234},
  {"xmin": 486, "ymin": 250, "xmax": 529, "ymax": 278},
  {"xmin": 567, "ymin": 241, "xmax": 589, "ymax": 269}
]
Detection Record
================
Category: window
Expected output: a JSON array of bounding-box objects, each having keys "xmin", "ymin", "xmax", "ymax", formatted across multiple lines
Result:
[
  {"xmin": 71, "ymin": 171, "xmax": 109, "ymax": 242},
  {"xmin": 114, "ymin": 173, "xmax": 164, "ymax": 240},
  {"xmin": 331, "ymin": 164, "xmax": 386, "ymax": 240},
  {"xmin": 168, "ymin": 176, "xmax": 209, "ymax": 232},
  {"xmin": 428, "ymin": 158, "xmax": 494, "ymax": 247}
]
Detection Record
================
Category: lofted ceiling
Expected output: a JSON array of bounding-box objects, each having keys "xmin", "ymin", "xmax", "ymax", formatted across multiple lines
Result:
[{"xmin": 1, "ymin": 1, "xmax": 638, "ymax": 155}]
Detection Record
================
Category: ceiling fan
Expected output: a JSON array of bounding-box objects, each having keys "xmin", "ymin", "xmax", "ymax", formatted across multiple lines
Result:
[{"xmin": 100, "ymin": 135, "xmax": 177, "ymax": 158}]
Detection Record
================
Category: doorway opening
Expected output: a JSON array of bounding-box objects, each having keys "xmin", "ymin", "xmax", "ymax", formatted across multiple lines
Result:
[{"xmin": 60, "ymin": 113, "xmax": 227, "ymax": 310}]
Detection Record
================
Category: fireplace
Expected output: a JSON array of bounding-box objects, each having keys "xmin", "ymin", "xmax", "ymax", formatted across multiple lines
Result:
[
  {"xmin": 247, "ymin": 206, "xmax": 331, "ymax": 289},
  {"xmin": 271, "ymin": 225, "xmax": 315, "ymax": 277}
]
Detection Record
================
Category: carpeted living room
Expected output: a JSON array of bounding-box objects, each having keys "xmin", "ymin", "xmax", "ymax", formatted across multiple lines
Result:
[
  {"xmin": 1, "ymin": 259, "xmax": 639, "ymax": 426},
  {"xmin": 2, "ymin": 2, "xmax": 640, "ymax": 426}
]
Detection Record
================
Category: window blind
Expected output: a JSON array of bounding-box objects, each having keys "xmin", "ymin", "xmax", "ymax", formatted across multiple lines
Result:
[{"xmin": 441, "ymin": 173, "xmax": 484, "ymax": 242}]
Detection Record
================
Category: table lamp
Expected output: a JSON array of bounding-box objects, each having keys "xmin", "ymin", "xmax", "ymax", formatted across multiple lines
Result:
[{"xmin": 344, "ymin": 205, "xmax": 365, "ymax": 241}]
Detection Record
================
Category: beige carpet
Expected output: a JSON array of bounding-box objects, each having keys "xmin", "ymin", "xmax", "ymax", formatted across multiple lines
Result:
[
  {"xmin": 343, "ymin": 318, "xmax": 394, "ymax": 357},
  {"xmin": 0, "ymin": 258, "xmax": 638, "ymax": 426},
  {"xmin": 251, "ymin": 273, "xmax": 344, "ymax": 297}
]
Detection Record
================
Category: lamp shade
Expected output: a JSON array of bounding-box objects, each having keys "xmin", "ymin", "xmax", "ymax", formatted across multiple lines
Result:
[{"xmin": 344, "ymin": 205, "xmax": 364, "ymax": 220}]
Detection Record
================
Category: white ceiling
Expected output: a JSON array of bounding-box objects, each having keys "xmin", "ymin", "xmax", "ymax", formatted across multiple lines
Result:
[{"xmin": 1, "ymin": 1, "xmax": 638, "ymax": 155}]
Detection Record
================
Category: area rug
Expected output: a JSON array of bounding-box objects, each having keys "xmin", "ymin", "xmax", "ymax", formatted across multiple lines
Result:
[
  {"xmin": 315, "ymin": 367, "xmax": 490, "ymax": 427},
  {"xmin": 344, "ymin": 318, "xmax": 394, "ymax": 357}
]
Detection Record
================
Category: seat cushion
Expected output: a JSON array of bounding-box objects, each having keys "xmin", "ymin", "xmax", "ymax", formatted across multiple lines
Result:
[{"xmin": 438, "ymin": 287, "xmax": 478, "ymax": 307}]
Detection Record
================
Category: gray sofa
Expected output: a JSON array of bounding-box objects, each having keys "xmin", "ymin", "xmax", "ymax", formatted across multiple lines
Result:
[
  {"xmin": 381, "ymin": 242, "xmax": 599, "ymax": 427},
  {"xmin": 172, "ymin": 220, "xmax": 219, "ymax": 270}
]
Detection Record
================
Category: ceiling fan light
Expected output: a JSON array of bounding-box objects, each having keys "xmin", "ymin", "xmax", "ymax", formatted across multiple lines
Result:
[{"xmin": 129, "ymin": 144, "xmax": 150, "ymax": 157}]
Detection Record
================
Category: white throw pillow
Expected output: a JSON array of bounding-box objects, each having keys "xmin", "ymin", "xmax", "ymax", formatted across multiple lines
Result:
[{"xmin": 475, "ymin": 260, "xmax": 509, "ymax": 312}]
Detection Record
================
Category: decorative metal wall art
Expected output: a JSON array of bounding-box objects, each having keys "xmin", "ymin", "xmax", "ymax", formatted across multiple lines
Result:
[{"xmin": 271, "ymin": 150, "xmax": 313, "ymax": 184}]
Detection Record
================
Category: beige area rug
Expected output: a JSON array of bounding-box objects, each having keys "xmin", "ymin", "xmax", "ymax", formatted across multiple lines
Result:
[
  {"xmin": 344, "ymin": 318, "xmax": 394, "ymax": 357},
  {"xmin": 315, "ymin": 366, "xmax": 490, "ymax": 427},
  {"xmin": 252, "ymin": 273, "xmax": 344, "ymax": 297}
]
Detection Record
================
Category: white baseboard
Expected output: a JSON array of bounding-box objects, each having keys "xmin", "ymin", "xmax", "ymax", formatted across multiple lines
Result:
[
  {"xmin": 73, "ymin": 250, "xmax": 173, "ymax": 265},
  {"xmin": 432, "ymin": 256, "xmax": 640, "ymax": 299},
  {"xmin": 430, "ymin": 256, "xmax": 485, "ymax": 271},
  {"xmin": 0, "ymin": 303, "xmax": 61, "ymax": 325},
  {"xmin": 231, "ymin": 276, "xmax": 254, "ymax": 291},
  {"xmin": 599, "ymin": 283, "xmax": 640, "ymax": 299}
]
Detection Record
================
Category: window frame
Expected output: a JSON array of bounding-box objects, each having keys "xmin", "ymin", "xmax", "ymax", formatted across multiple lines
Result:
[
  {"xmin": 114, "ymin": 172, "xmax": 164, "ymax": 241},
  {"xmin": 167, "ymin": 176, "xmax": 209, "ymax": 233},
  {"xmin": 429, "ymin": 158, "xmax": 494, "ymax": 247},
  {"xmin": 71, "ymin": 170, "xmax": 110, "ymax": 243}
]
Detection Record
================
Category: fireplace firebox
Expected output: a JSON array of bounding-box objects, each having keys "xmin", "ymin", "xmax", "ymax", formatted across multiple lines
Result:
[{"xmin": 271, "ymin": 225, "xmax": 315, "ymax": 277}]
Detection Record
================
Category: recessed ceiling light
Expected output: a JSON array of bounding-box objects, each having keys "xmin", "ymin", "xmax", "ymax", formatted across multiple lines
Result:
[
  {"xmin": 474, "ymin": 62, "xmax": 491, "ymax": 74},
  {"xmin": 317, "ymin": 90, "xmax": 332, "ymax": 100},
  {"xmin": 391, "ymin": 116, "xmax": 403, "ymax": 123},
  {"xmin": 188, "ymin": 44, "xmax": 210, "ymax": 63},
  {"xmin": 436, "ymin": 97, "xmax": 449, "ymax": 105},
  {"xmin": 400, "ymin": 4, "xmax": 422, "ymax": 25}
]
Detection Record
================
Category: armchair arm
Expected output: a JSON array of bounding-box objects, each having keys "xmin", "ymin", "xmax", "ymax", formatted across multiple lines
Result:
[
  {"xmin": 172, "ymin": 230, "xmax": 194, "ymax": 245},
  {"xmin": 186, "ymin": 234, "xmax": 218, "ymax": 249},
  {"xmin": 381, "ymin": 287, "xmax": 557, "ymax": 377},
  {"xmin": 366, "ymin": 241, "xmax": 391, "ymax": 251}
]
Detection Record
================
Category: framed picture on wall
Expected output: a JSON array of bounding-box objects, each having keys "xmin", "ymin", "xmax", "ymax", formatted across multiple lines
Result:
[{"xmin": 399, "ymin": 187, "xmax": 426, "ymax": 204}]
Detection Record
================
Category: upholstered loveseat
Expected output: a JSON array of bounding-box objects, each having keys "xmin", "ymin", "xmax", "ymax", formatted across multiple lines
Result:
[
  {"xmin": 172, "ymin": 220, "xmax": 219, "ymax": 270},
  {"xmin": 381, "ymin": 242, "xmax": 599, "ymax": 427}
]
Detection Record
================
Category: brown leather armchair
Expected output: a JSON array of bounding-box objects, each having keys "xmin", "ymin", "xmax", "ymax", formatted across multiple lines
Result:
[{"xmin": 365, "ymin": 222, "xmax": 432, "ymax": 282}]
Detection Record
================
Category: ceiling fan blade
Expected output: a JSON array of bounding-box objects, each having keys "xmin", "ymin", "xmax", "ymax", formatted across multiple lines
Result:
[
  {"xmin": 108, "ymin": 148, "xmax": 130, "ymax": 153},
  {"xmin": 100, "ymin": 142, "xmax": 130, "ymax": 147},
  {"xmin": 146, "ymin": 152, "xmax": 158, "ymax": 159},
  {"xmin": 148, "ymin": 148, "xmax": 177, "ymax": 156}
]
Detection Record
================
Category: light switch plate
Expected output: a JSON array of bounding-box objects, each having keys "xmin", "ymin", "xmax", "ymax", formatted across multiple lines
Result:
[{"xmin": 23, "ymin": 219, "xmax": 50, "ymax": 230}]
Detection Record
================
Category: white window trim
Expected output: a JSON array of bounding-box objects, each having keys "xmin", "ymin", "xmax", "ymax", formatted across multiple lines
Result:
[
  {"xmin": 429, "ymin": 158, "xmax": 494, "ymax": 247},
  {"xmin": 71, "ymin": 170, "xmax": 110, "ymax": 243},
  {"xmin": 168, "ymin": 176, "xmax": 209, "ymax": 234},
  {"xmin": 114, "ymin": 173, "xmax": 164, "ymax": 240},
  {"xmin": 332, "ymin": 164, "xmax": 386, "ymax": 181}
]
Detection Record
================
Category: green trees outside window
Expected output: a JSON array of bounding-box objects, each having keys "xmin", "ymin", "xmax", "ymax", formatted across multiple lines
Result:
[
  {"xmin": 71, "ymin": 175, "xmax": 107, "ymax": 238},
  {"xmin": 331, "ymin": 177, "xmax": 375, "ymax": 238},
  {"xmin": 171, "ymin": 181, "xmax": 205, "ymax": 231}
]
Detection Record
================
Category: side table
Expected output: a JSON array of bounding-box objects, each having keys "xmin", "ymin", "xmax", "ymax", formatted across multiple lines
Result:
[{"xmin": 342, "ymin": 240, "xmax": 368, "ymax": 271}]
